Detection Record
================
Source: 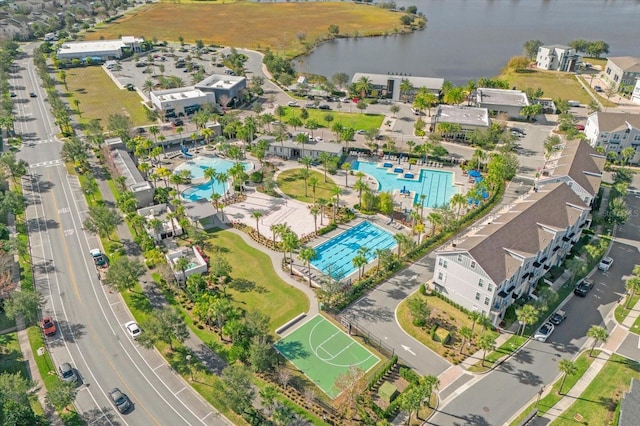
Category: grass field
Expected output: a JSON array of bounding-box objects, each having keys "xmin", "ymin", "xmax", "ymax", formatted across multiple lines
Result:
[
  {"xmin": 281, "ymin": 107, "xmax": 385, "ymax": 134},
  {"xmin": 509, "ymin": 350, "xmax": 599, "ymax": 425},
  {"xmin": 206, "ymin": 229, "xmax": 309, "ymax": 332},
  {"xmin": 498, "ymin": 68, "xmax": 593, "ymax": 104},
  {"xmin": 0, "ymin": 332, "xmax": 27, "ymax": 376},
  {"xmin": 276, "ymin": 169, "xmax": 339, "ymax": 204},
  {"xmin": 552, "ymin": 354, "xmax": 639, "ymax": 425},
  {"xmin": 87, "ymin": 2, "xmax": 407, "ymax": 57},
  {"xmin": 64, "ymin": 66, "xmax": 152, "ymax": 127},
  {"xmin": 274, "ymin": 315, "xmax": 379, "ymax": 398}
]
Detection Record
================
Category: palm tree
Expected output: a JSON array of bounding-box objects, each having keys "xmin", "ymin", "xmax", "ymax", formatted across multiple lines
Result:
[
  {"xmin": 625, "ymin": 276, "xmax": 640, "ymax": 309},
  {"xmin": 478, "ymin": 332, "xmax": 496, "ymax": 367},
  {"xmin": 143, "ymin": 79, "xmax": 154, "ymax": 96},
  {"xmin": 251, "ymin": 210, "xmax": 263, "ymax": 237},
  {"xmin": 353, "ymin": 178, "xmax": 368, "ymax": 207},
  {"xmin": 393, "ymin": 232, "xmax": 410, "ymax": 258},
  {"xmin": 299, "ymin": 247, "xmax": 317, "ymax": 287},
  {"xmin": 341, "ymin": 162, "xmax": 351, "ymax": 187},
  {"xmin": 203, "ymin": 166, "xmax": 216, "ymax": 182},
  {"xmin": 318, "ymin": 152, "xmax": 332, "ymax": 183},
  {"xmin": 308, "ymin": 175, "xmax": 319, "ymax": 203},
  {"xmin": 354, "ymin": 76, "xmax": 373, "ymax": 99},
  {"xmin": 352, "ymin": 254, "xmax": 367, "ymax": 280},
  {"xmin": 282, "ymin": 230, "xmax": 299, "ymax": 275},
  {"xmin": 316, "ymin": 198, "xmax": 328, "ymax": 226},
  {"xmin": 557, "ymin": 359, "xmax": 577, "ymax": 395},
  {"xmin": 586, "ymin": 325, "xmax": 608, "ymax": 356},
  {"xmin": 215, "ymin": 172, "xmax": 229, "ymax": 197},
  {"xmin": 331, "ymin": 186, "xmax": 343, "ymax": 222},
  {"xmin": 426, "ymin": 211, "xmax": 443, "ymax": 236},
  {"xmin": 210, "ymin": 192, "xmax": 221, "ymax": 212},
  {"xmin": 299, "ymin": 168, "xmax": 310, "ymax": 197},
  {"xmin": 449, "ymin": 193, "xmax": 466, "ymax": 218},
  {"xmin": 458, "ymin": 326, "xmax": 473, "ymax": 354},
  {"xmin": 399, "ymin": 78, "xmax": 414, "ymax": 103},
  {"xmin": 515, "ymin": 304, "xmax": 539, "ymax": 336},
  {"xmin": 309, "ymin": 205, "xmax": 320, "ymax": 233}
]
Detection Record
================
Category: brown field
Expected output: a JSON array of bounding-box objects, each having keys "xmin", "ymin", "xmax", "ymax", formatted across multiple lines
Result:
[{"xmin": 87, "ymin": 2, "xmax": 408, "ymax": 56}]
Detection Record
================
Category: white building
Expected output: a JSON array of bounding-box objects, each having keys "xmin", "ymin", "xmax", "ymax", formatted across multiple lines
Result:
[
  {"xmin": 150, "ymin": 87, "xmax": 216, "ymax": 118},
  {"xmin": 603, "ymin": 56, "xmax": 640, "ymax": 89},
  {"xmin": 166, "ymin": 247, "xmax": 208, "ymax": 284},
  {"xmin": 351, "ymin": 72, "xmax": 444, "ymax": 101},
  {"xmin": 631, "ymin": 79, "xmax": 640, "ymax": 105},
  {"xmin": 137, "ymin": 204, "xmax": 184, "ymax": 242},
  {"xmin": 57, "ymin": 36, "xmax": 143, "ymax": 60},
  {"xmin": 536, "ymin": 45, "xmax": 580, "ymax": 72},
  {"xmin": 584, "ymin": 112, "xmax": 640, "ymax": 163},
  {"xmin": 433, "ymin": 183, "xmax": 591, "ymax": 325},
  {"xmin": 432, "ymin": 105, "xmax": 490, "ymax": 140},
  {"xmin": 536, "ymin": 140, "xmax": 606, "ymax": 206},
  {"xmin": 475, "ymin": 88, "xmax": 529, "ymax": 119}
]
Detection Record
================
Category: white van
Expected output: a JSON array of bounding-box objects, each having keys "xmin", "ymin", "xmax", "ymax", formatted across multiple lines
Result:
[{"xmin": 568, "ymin": 100, "xmax": 581, "ymax": 107}]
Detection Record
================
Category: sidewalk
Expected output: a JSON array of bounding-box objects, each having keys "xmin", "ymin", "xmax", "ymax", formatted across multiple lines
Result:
[{"xmin": 621, "ymin": 295, "xmax": 640, "ymax": 328}]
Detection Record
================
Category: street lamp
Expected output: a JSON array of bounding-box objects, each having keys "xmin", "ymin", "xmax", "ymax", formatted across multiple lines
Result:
[{"xmin": 185, "ymin": 354, "xmax": 193, "ymax": 381}]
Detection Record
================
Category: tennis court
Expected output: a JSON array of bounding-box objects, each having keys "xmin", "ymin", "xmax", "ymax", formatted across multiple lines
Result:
[{"xmin": 274, "ymin": 315, "xmax": 380, "ymax": 398}]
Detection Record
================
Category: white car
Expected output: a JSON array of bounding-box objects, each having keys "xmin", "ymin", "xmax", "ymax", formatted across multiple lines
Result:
[
  {"xmin": 315, "ymin": 137, "xmax": 324, "ymax": 143},
  {"xmin": 287, "ymin": 101, "xmax": 299, "ymax": 107},
  {"xmin": 534, "ymin": 322, "xmax": 555, "ymax": 342},
  {"xmin": 598, "ymin": 256, "xmax": 613, "ymax": 272},
  {"xmin": 124, "ymin": 321, "xmax": 141, "ymax": 339}
]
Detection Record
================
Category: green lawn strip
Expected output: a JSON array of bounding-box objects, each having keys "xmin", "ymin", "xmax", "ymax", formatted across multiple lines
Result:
[
  {"xmin": 467, "ymin": 335, "xmax": 528, "ymax": 373},
  {"xmin": 551, "ymin": 353, "xmax": 640, "ymax": 425},
  {"xmin": 615, "ymin": 294, "xmax": 640, "ymax": 325},
  {"xmin": 630, "ymin": 314, "xmax": 640, "ymax": 335},
  {"xmin": 279, "ymin": 107, "xmax": 385, "ymax": 132},
  {"xmin": 206, "ymin": 229, "xmax": 310, "ymax": 333},
  {"xmin": 63, "ymin": 66, "xmax": 151, "ymax": 127},
  {"xmin": 253, "ymin": 376, "xmax": 328, "ymax": 426},
  {"xmin": 575, "ymin": 76, "xmax": 617, "ymax": 108},
  {"xmin": 508, "ymin": 350, "xmax": 600, "ymax": 426},
  {"xmin": 0, "ymin": 332, "xmax": 28, "ymax": 376},
  {"xmin": 276, "ymin": 169, "xmax": 339, "ymax": 204}
]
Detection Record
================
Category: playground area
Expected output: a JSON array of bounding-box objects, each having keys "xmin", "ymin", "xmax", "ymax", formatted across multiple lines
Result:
[{"xmin": 274, "ymin": 315, "xmax": 380, "ymax": 398}]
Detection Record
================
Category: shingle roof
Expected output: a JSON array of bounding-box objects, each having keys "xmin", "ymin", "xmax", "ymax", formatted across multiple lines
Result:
[
  {"xmin": 608, "ymin": 56, "xmax": 640, "ymax": 73},
  {"xmin": 620, "ymin": 379, "xmax": 640, "ymax": 426},
  {"xmin": 454, "ymin": 183, "xmax": 588, "ymax": 284},
  {"xmin": 538, "ymin": 140, "xmax": 605, "ymax": 198},
  {"xmin": 593, "ymin": 112, "xmax": 640, "ymax": 132}
]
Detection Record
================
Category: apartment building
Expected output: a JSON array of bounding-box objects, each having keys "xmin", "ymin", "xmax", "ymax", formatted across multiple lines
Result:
[
  {"xmin": 536, "ymin": 45, "xmax": 580, "ymax": 72},
  {"xmin": 584, "ymin": 112, "xmax": 640, "ymax": 163},
  {"xmin": 432, "ymin": 183, "xmax": 591, "ymax": 325}
]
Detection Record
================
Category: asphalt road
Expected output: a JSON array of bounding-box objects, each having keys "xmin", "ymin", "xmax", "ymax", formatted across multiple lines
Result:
[
  {"xmin": 427, "ymin": 194, "xmax": 640, "ymax": 425},
  {"xmin": 12, "ymin": 43, "xmax": 225, "ymax": 425}
]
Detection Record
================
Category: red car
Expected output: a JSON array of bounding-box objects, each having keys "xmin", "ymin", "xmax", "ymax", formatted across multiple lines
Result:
[
  {"xmin": 41, "ymin": 317, "xmax": 56, "ymax": 336},
  {"xmin": 575, "ymin": 124, "xmax": 585, "ymax": 131}
]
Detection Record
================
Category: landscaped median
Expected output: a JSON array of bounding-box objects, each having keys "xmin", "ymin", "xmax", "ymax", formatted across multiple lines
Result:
[{"xmin": 508, "ymin": 350, "xmax": 600, "ymax": 426}]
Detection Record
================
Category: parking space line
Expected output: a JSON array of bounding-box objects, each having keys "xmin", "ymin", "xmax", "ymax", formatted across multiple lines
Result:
[
  {"xmin": 153, "ymin": 364, "xmax": 164, "ymax": 371},
  {"xmin": 174, "ymin": 386, "xmax": 186, "ymax": 395},
  {"xmin": 201, "ymin": 412, "xmax": 214, "ymax": 422},
  {"xmin": 109, "ymin": 301, "xmax": 121, "ymax": 307}
]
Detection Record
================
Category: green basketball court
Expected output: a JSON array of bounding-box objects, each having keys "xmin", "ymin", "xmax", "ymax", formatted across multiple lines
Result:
[{"xmin": 274, "ymin": 315, "xmax": 380, "ymax": 398}]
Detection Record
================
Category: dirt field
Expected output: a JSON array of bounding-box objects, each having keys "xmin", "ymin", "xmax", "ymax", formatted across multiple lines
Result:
[{"xmin": 87, "ymin": 2, "xmax": 409, "ymax": 56}]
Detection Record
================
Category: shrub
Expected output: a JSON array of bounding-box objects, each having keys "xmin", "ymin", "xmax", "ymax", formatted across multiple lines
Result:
[
  {"xmin": 434, "ymin": 327, "xmax": 450, "ymax": 344},
  {"xmin": 399, "ymin": 366, "xmax": 420, "ymax": 384},
  {"xmin": 250, "ymin": 171, "xmax": 263, "ymax": 183},
  {"xmin": 419, "ymin": 283, "xmax": 427, "ymax": 295}
]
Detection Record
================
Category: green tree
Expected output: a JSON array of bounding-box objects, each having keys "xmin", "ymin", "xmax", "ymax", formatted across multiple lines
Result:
[
  {"xmin": 458, "ymin": 326, "xmax": 473, "ymax": 354},
  {"xmin": 4, "ymin": 290, "xmax": 42, "ymax": 326},
  {"xmin": 625, "ymin": 275, "xmax": 640, "ymax": 309},
  {"xmin": 299, "ymin": 247, "xmax": 317, "ymax": 287},
  {"xmin": 515, "ymin": 304, "xmax": 539, "ymax": 336},
  {"xmin": 354, "ymin": 76, "xmax": 372, "ymax": 99},
  {"xmin": 83, "ymin": 205, "xmax": 123, "ymax": 240},
  {"xmin": 251, "ymin": 210, "xmax": 263, "ymax": 237},
  {"xmin": 586, "ymin": 325, "xmax": 608, "ymax": 356},
  {"xmin": 46, "ymin": 380, "xmax": 77, "ymax": 410},
  {"xmin": 557, "ymin": 358, "xmax": 577, "ymax": 395},
  {"xmin": 221, "ymin": 364, "xmax": 255, "ymax": 413},
  {"xmin": 138, "ymin": 306, "xmax": 189, "ymax": 351},
  {"xmin": 478, "ymin": 332, "xmax": 497, "ymax": 366},
  {"xmin": 523, "ymin": 40, "xmax": 543, "ymax": 60},
  {"xmin": 104, "ymin": 257, "xmax": 145, "ymax": 292}
]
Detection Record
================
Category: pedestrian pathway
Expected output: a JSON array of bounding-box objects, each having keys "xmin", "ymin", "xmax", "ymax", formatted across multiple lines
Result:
[{"xmin": 621, "ymin": 295, "xmax": 640, "ymax": 328}]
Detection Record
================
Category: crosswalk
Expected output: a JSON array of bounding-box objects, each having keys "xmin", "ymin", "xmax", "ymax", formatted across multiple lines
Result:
[{"xmin": 29, "ymin": 159, "xmax": 61, "ymax": 168}]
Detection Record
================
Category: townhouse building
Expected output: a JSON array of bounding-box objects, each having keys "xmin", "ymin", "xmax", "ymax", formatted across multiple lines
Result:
[
  {"xmin": 432, "ymin": 183, "xmax": 591, "ymax": 325},
  {"xmin": 584, "ymin": 112, "xmax": 640, "ymax": 164},
  {"xmin": 603, "ymin": 56, "xmax": 640, "ymax": 89},
  {"xmin": 536, "ymin": 45, "xmax": 580, "ymax": 72},
  {"xmin": 350, "ymin": 72, "xmax": 444, "ymax": 101}
]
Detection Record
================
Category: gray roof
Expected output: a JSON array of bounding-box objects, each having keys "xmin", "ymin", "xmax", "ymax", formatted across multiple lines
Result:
[
  {"xmin": 620, "ymin": 379, "xmax": 640, "ymax": 426},
  {"xmin": 607, "ymin": 56, "xmax": 640, "ymax": 73},
  {"xmin": 111, "ymin": 148, "xmax": 149, "ymax": 189},
  {"xmin": 434, "ymin": 105, "xmax": 490, "ymax": 127},
  {"xmin": 453, "ymin": 183, "xmax": 588, "ymax": 284},
  {"xmin": 259, "ymin": 136, "xmax": 343, "ymax": 155},
  {"xmin": 592, "ymin": 111, "xmax": 640, "ymax": 132},
  {"xmin": 476, "ymin": 88, "xmax": 529, "ymax": 107},
  {"xmin": 540, "ymin": 44, "xmax": 572, "ymax": 50},
  {"xmin": 351, "ymin": 72, "xmax": 444, "ymax": 91},
  {"xmin": 196, "ymin": 74, "xmax": 246, "ymax": 91},
  {"xmin": 538, "ymin": 140, "xmax": 605, "ymax": 197}
]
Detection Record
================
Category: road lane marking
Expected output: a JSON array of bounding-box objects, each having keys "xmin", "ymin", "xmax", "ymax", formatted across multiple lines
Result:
[
  {"xmin": 175, "ymin": 386, "xmax": 186, "ymax": 395},
  {"xmin": 153, "ymin": 364, "xmax": 164, "ymax": 371}
]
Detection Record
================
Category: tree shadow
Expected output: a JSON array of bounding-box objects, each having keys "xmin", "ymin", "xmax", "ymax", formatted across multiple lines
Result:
[
  {"xmin": 274, "ymin": 340, "xmax": 309, "ymax": 360},
  {"xmin": 194, "ymin": 341, "xmax": 226, "ymax": 375},
  {"xmin": 513, "ymin": 368, "xmax": 543, "ymax": 386},
  {"xmin": 81, "ymin": 407, "xmax": 121, "ymax": 426},
  {"xmin": 512, "ymin": 348, "xmax": 534, "ymax": 365},
  {"xmin": 229, "ymin": 278, "xmax": 256, "ymax": 292},
  {"xmin": 129, "ymin": 291, "xmax": 154, "ymax": 313},
  {"xmin": 33, "ymin": 258, "xmax": 56, "ymax": 275},
  {"xmin": 345, "ymin": 297, "xmax": 395, "ymax": 323},
  {"xmin": 48, "ymin": 321, "xmax": 87, "ymax": 347}
]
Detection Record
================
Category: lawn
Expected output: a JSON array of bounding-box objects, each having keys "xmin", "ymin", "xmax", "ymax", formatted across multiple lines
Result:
[
  {"xmin": 552, "ymin": 354, "xmax": 640, "ymax": 425},
  {"xmin": 280, "ymin": 107, "xmax": 385, "ymax": 134},
  {"xmin": 498, "ymin": 68, "xmax": 593, "ymax": 104},
  {"xmin": 397, "ymin": 293, "xmax": 482, "ymax": 364},
  {"xmin": 276, "ymin": 168, "xmax": 339, "ymax": 204},
  {"xmin": 614, "ymin": 294, "xmax": 640, "ymax": 325},
  {"xmin": 64, "ymin": 66, "xmax": 152, "ymax": 127},
  {"xmin": 467, "ymin": 334, "xmax": 529, "ymax": 373},
  {"xmin": 509, "ymin": 350, "xmax": 600, "ymax": 426},
  {"xmin": 87, "ymin": 2, "xmax": 410, "ymax": 57},
  {"xmin": 206, "ymin": 229, "xmax": 309, "ymax": 332},
  {"xmin": 0, "ymin": 332, "xmax": 28, "ymax": 376}
]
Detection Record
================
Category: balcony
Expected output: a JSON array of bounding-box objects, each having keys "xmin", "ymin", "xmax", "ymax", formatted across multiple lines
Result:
[{"xmin": 533, "ymin": 261, "xmax": 542, "ymax": 268}]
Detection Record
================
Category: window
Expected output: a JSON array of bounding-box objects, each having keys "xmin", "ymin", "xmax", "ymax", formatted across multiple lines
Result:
[
  {"xmin": 437, "ymin": 272, "xmax": 445, "ymax": 281},
  {"xmin": 457, "ymin": 254, "xmax": 462, "ymax": 262},
  {"xmin": 634, "ymin": 135, "xmax": 640, "ymax": 141},
  {"xmin": 613, "ymin": 133, "xmax": 621, "ymax": 140},
  {"xmin": 484, "ymin": 297, "xmax": 490, "ymax": 306},
  {"xmin": 470, "ymin": 261, "xmax": 476, "ymax": 269},
  {"xmin": 478, "ymin": 278, "xmax": 484, "ymax": 288},
  {"xmin": 488, "ymin": 283, "xmax": 493, "ymax": 292},
  {"xmin": 475, "ymin": 292, "xmax": 480, "ymax": 301}
]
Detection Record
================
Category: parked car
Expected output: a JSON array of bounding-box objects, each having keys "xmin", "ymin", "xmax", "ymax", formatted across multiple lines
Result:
[
  {"xmin": 305, "ymin": 102, "xmax": 316, "ymax": 108},
  {"xmin": 598, "ymin": 256, "xmax": 614, "ymax": 272},
  {"xmin": 411, "ymin": 108, "xmax": 421, "ymax": 116},
  {"xmin": 549, "ymin": 309, "xmax": 567, "ymax": 325},
  {"xmin": 510, "ymin": 127, "xmax": 526, "ymax": 135},
  {"xmin": 318, "ymin": 104, "xmax": 331, "ymax": 110},
  {"xmin": 594, "ymin": 85, "xmax": 603, "ymax": 92},
  {"xmin": 287, "ymin": 101, "xmax": 299, "ymax": 107},
  {"xmin": 41, "ymin": 316, "xmax": 56, "ymax": 336},
  {"xmin": 124, "ymin": 321, "xmax": 141, "ymax": 339},
  {"xmin": 10, "ymin": 92, "xmax": 16, "ymax": 98},
  {"xmin": 59, "ymin": 362, "xmax": 79, "ymax": 384},
  {"xmin": 534, "ymin": 322, "xmax": 555, "ymax": 342},
  {"xmin": 575, "ymin": 124, "xmax": 585, "ymax": 131},
  {"xmin": 172, "ymin": 118, "xmax": 184, "ymax": 126},
  {"xmin": 29, "ymin": 92, "xmax": 37, "ymax": 98},
  {"xmin": 315, "ymin": 137, "xmax": 324, "ymax": 143},
  {"xmin": 109, "ymin": 388, "xmax": 132, "ymax": 413},
  {"xmin": 574, "ymin": 278, "xmax": 594, "ymax": 297},
  {"xmin": 356, "ymin": 129, "xmax": 366, "ymax": 135}
]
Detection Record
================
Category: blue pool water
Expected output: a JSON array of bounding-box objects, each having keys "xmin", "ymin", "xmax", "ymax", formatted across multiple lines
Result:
[
  {"xmin": 176, "ymin": 156, "xmax": 250, "ymax": 202},
  {"xmin": 352, "ymin": 161, "xmax": 459, "ymax": 208},
  {"xmin": 311, "ymin": 221, "xmax": 396, "ymax": 279}
]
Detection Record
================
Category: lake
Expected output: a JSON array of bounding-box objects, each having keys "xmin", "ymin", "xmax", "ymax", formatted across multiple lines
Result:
[{"xmin": 300, "ymin": 0, "xmax": 640, "ymax": 84}]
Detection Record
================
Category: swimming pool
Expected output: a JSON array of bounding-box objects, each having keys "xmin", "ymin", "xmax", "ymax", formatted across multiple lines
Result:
[
  {"xmin": 175, "ymin": 156, "xmax": 250, "ymax": 202},
  {"xmin": 352, "ymin": 161, "xmax": 459, "ymax": 208},
  {"xmin": 311, "ymin": 221, "xmax": 396, "ymax": 279}
]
